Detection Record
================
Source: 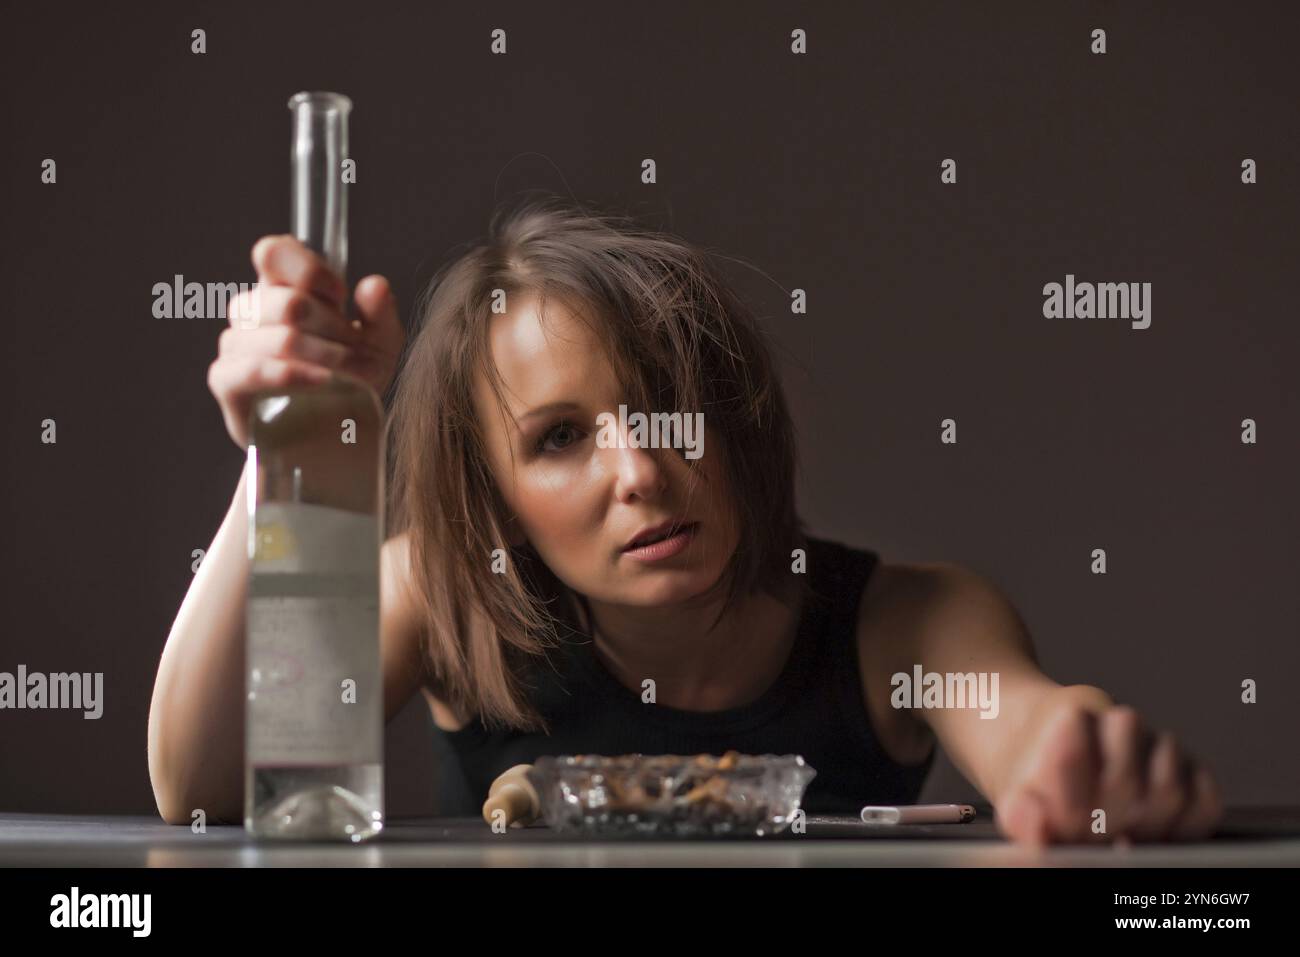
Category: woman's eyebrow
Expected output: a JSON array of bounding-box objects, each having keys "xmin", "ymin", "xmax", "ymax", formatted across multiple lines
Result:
[{"xmin": 516, "ymin": 400, "xmax": 582, "ymax": 428}]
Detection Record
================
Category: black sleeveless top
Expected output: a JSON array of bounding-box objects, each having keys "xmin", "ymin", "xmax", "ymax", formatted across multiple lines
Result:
[{"xmin": 432, "ymin": 537, "xmax": 936, "ymax": 815}]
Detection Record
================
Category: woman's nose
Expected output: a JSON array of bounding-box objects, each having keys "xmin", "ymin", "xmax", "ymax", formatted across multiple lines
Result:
[{"xmin": 607, "ymin": 433, "xmax": 669, "ymax": 502}]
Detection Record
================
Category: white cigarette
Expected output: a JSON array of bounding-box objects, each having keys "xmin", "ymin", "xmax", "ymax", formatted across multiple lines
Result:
[{"xmin": 859, "ymin": 803, "xmax": 976, "ymax": 825}]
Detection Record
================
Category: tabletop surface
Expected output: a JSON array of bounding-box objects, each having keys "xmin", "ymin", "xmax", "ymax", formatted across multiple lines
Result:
[{"xmin": 2, "ymin": 808, "xmax": 1298, "ymax": 867}]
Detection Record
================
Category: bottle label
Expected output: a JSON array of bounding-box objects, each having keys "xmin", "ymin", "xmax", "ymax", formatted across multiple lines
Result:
[{"xmin": 247, "ymin": 501, "xmax": 382, "ymax": 766}]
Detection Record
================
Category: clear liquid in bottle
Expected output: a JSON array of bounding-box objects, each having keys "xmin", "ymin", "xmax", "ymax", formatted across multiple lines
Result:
[{"xmin": 243, "ymin": 91, "xmax": 384, "ymax": 842}]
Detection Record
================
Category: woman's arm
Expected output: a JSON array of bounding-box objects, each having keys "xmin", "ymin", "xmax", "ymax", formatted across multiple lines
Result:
[
  {"xmin": 147, "ymin": 476, "xmax": 430, "ymax": 825},
  {"xmin": 147, "ymin": 471, "xmax": 252, "ymax": 825},
  {"xmin": 879, "ymin": 562, "xmax": 1224, "ymax": 844}
]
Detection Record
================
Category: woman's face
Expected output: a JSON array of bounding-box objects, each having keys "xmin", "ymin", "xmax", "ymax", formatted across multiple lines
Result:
[{"xmin": 472, "ymin": 292, "xmax": 740, "ymax": 608}]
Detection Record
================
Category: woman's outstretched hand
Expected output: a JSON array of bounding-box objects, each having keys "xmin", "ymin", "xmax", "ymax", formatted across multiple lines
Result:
[
  {"xmin": 208, "ymin": 235, "xmax": 405, "ymax": 449},
  {"xmin": 994, "ymin": 697, "xmax": 1224, "ymax": 845}
]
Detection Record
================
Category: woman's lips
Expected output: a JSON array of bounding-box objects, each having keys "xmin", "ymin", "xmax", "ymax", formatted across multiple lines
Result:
[{"xmin": 620, "ymin": 522, "xmax": 699, "ymax": 562}]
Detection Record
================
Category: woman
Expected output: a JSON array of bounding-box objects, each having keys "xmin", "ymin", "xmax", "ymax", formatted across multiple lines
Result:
[{"xmin": 169, "ymin": 194, "xmax": 1222, "ymax": 844}]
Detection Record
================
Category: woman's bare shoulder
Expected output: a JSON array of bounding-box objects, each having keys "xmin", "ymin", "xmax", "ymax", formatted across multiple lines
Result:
[
  {"xmin": 420, "ymin": 686, "xmax": 469, "ymax": 732},
  {"xmin": 861, "ymin": 558, "xmax": 1003, "ymax": 630},
  {"xmin": 380, "ymin": 530, "xmax": 470, "ymax": 732},
  {"xmin": 851, "ymin": 558, "xmax": 959, "ymax": 764},
  {"xmin": 853, "ymin": 558, "xmax": 1030, "ymax": 747}
]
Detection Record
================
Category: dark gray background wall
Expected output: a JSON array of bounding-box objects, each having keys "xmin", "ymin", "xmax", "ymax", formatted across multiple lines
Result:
[{"xmin": 1, "ymin": 1, "xmax": 1296, "ymax": 815}]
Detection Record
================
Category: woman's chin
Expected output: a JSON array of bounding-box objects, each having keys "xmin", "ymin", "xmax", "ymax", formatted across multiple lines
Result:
[{"xmin": 619, "ymin": 566, "xmax": 729, "ymax": 608}]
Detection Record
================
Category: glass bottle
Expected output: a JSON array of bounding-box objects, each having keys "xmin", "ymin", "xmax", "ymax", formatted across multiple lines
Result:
[{"xmin": 243, "ymin": 91, "xmax": 384, "ymax": 842}]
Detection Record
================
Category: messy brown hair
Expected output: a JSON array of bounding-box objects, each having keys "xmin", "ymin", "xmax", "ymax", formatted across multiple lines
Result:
[{"xmin": 387, "ymin": 192, "xmax": 807, "ymax": 733}]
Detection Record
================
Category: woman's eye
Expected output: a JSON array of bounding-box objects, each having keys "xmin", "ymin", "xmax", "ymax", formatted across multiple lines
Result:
[{"xmin": 536, "ymin": 421, "xmax": 584, "ymax": 454}]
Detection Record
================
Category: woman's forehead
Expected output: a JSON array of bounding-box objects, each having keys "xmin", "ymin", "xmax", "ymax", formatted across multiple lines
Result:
[
  {"xmin": 475, "ymin": 292, "xmax": 620, "ymax": 423},
  {"xmin": 490, "ymin": 292, "xmax": 594, "ymax": 366}
]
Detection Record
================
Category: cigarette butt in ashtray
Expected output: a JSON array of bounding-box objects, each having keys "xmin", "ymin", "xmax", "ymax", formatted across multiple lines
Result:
[{"xmin": 482, "ymin": 764, "xmax": 541, "ymax": 828}]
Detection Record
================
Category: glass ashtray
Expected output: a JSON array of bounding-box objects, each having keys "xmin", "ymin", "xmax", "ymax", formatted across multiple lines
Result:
[{"xmin": 526, "ymin": 751, "xmax": 816, "ymax": 837}]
